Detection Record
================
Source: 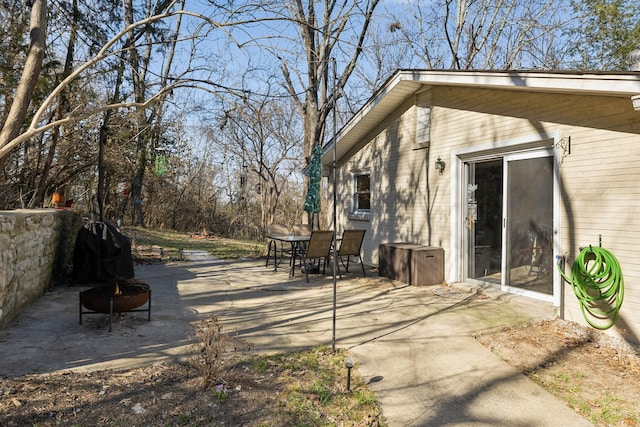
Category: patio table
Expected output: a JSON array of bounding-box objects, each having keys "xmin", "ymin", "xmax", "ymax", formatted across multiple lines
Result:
[{"xmin": 266, "ymin": 234, "xmax": 311, "ymax": 276}]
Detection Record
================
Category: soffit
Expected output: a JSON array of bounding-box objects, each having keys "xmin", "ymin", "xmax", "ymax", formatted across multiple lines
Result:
[{"xmin": 321, "ymin": 69, "xmax": 640, "ymax": 165}]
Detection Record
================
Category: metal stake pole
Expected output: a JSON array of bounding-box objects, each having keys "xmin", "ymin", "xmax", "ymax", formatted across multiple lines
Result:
[{"xmin": 332, "ymin": 57, "xmax": 338, "ymax": 353}]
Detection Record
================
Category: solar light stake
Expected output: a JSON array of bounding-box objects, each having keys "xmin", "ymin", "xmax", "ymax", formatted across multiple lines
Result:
[{"xmin": 344, "ymin": 356, "xmax": 355, "ymax": 391}]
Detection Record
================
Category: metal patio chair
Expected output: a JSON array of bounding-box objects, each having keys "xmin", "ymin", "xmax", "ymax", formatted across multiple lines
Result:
[
  {"xmin": 265, "ymin": 223, "xmax": 290, "ymax": 268},
  {"xmin": 291, "ymin": 223, "xmax": 312, "ymax": 236},
  {"xmin": 290, "ymin": 223, "xmax": 313, "ymax": 270},
  {"xmin": 334, "ymin": 229, "xmax": 366, "ymax": 278},
  {"xmin": 299, "ymin": 230, "xmax": 334, "ymax": 283}
]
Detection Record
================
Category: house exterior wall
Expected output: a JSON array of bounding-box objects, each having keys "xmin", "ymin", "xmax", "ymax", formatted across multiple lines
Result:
[
  {"xmin": 332, "ymin": 90, "xmax": 435, "ymax": 267},
  {"xmin": 334, "ymin": 83, "xmax": 640, "ymax": 343}
]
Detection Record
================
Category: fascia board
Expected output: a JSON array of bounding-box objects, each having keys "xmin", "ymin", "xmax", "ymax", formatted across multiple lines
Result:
[
  {"xmin": 321, "ymin": 70, "xmax": 640, "ymax": 166},
  {"xmin": 403, "ymin": 70, "xmax": 640, "ymax": 97}
]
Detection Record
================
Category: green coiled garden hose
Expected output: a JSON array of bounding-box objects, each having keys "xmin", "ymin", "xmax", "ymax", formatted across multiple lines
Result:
[{"xmin": 558, "ymin": 246, "xmax": 624, "ymax": 330}]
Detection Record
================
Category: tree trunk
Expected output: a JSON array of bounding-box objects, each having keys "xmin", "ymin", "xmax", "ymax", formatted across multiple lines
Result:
[
  {"xmin": 126, "ymin": 0, "xmax": 184, "ymax": 227},
  {"xmin": 96, "ymin": 57, "xmax": 125, "ymax": 220},
  {"xmin": 0, "ymin": 0, "xmax": 47, "ymax": 169},
  {"xmin": 31, "ymin": 0, "xmax": 78, "ymax": 207}
]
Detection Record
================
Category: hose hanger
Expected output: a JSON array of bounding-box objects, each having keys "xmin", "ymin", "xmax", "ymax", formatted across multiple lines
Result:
[{"xmin": 558, "ymin": 241, "xmax": 624, "ymax": 330}]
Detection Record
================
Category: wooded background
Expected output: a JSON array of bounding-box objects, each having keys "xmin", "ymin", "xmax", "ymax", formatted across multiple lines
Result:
[{"xmin": 1, "ymin": 0, "xmax": 638, "ymax": 240}]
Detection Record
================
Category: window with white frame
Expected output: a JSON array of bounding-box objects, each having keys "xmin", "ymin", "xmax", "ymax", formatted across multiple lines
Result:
[{"xmin": 353, "ymin": 172, "xmax": 370, "ymax": 212}]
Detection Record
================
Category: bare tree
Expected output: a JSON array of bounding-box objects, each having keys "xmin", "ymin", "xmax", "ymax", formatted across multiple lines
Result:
[
  {"xmin": 0, "ymin": 0, "xmax": 125, "ymax": 209},
  {"xmin": 386, "ymin": 0, "xmax": 572, "ymax": 70},
  {"xmin": 0, "ymin": 0, "xmax": 31, "ymax": 131},
  {"xmin": 0, "ymin": 0, "xmax": 255, "ymax": 164},
  {"xmin": 0, "ymin": 0, "xmax": 259, "ymax": 221},
  {"xmin": 217, "ymin": 0, "xmax": 381, "ymax": 162},
  {"xmin": 210, "ymin": 92, "xmax": 303, "ymax": 230},
  {"xmin": 0, "ymin": 0, "xmax": 47, "ymax": 168},
  {"xmin": 351, "ymin": 19, "xmax": 418, "ymax": 99},
  {"xmin": 124, "ymin": 0, "xmax": 188, "ymax": 226},
  {"xmin": 283, "ymin": 0, "xmax": 380, "ymax": 162}
]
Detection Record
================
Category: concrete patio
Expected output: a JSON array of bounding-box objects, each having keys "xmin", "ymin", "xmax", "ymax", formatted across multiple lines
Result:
[{"xmin": 0, "ymin": 253, "xmax": 592, "ymax": 426}]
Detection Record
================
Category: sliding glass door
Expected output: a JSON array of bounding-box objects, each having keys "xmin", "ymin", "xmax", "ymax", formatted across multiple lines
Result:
[
  {"xmin": 466, "ymin": 160, "xmax": 503, "ymax": 283},
  {"xmin": 466, "ymin": 149, "xmax": 554, "ymax": 299},
  {"xmin": 503, "ymin": 151, "xmax": 554, "ymax": 296}
]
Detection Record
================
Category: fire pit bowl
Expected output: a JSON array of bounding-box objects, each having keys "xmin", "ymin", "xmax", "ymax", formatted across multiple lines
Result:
[{"xmin": 79, "ymin": 278, "xmax": 151, "ymax": 332}]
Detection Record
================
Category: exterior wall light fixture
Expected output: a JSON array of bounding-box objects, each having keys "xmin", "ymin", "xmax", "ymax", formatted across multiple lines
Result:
[{"xmin": 435, "ymin": 157, "xmax": 446, "ymax": 175}]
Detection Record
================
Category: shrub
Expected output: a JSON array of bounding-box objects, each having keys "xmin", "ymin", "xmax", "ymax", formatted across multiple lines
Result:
[{"xmin": 190, "ymin": 314, "xmax": 228, "ymax": 389}]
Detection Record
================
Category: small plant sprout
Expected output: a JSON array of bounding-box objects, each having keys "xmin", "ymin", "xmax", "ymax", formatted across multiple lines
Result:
[{"xmin": 214, "ymin": 384, "xmax": 229, "ymax": 400}]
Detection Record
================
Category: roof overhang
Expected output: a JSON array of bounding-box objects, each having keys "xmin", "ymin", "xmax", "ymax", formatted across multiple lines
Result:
[{"xmin": 321, "ymin": 69, "xmax": 640, "ymax": 165}]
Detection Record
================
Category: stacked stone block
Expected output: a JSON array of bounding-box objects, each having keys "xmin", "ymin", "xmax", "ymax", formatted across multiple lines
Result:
[{"xmin": 0, "ymin": 209, "xmax": 80, "ymax": 327}]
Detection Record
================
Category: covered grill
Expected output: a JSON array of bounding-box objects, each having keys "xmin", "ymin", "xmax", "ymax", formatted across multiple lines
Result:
[{"xmin": 72, "ymin": 220, "xmax": 134, "ymax": 282}]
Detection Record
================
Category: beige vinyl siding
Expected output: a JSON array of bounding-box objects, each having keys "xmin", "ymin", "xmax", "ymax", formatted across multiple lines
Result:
[
  {"xmin": 431, "ymin": 87, "xmax": 557, "ymax": 148},
  {"xmin": 554, "ymin": 102, "xmax": 640, "ymax": 340},
  {"xmin": 427, "ymin": 85, "xmax": 640, "ymax": 340},
  {"xmin": 337, "ymin": 80, "xmax": 640, "ymax": 341},
  {"xmin": 334, "ymin": 93, "xmax": 441, "ymax": 266}
]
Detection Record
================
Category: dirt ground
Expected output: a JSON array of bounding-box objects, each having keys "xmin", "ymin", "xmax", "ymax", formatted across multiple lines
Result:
[
  {"xmin": 476, "ymin": 319, "xmax": 640, "ymax": 426},
  {"xmin": 0, "ymin": 351, "xmax": 369, "ymax": 426},
  {"xmin": 0, "ymin": 339, "xmax": 382, "ymax": 427},
  {"xmin": 1, "ymin": 318, "xmax": 639, "ymax": 426}
]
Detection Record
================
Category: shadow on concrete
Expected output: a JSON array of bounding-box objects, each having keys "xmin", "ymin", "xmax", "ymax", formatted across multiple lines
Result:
[{"xmin": 0, "ymin": 256, "xmax": 592, "ymax": 426}]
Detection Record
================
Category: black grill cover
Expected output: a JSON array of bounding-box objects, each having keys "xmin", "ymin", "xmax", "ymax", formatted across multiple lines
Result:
[{"xmin": 72, "ymin": 221, "xmax": 134, "ymax": 282}]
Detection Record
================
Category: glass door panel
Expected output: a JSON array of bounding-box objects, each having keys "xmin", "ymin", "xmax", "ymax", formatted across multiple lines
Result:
[
  {"xmin": 467, "ymin": 160, "xmax": 503, "ymax": 283},
  {"xmin": 504, "ymin": 154, "xmax": 554, "ymax": 295}
]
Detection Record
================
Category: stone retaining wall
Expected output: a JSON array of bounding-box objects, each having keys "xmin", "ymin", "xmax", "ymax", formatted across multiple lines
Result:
[{"xmin": 0, "ymin": 209, "xmax": 81, "ymax": 327}]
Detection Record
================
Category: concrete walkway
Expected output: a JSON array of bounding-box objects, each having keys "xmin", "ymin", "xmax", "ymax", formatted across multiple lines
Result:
[{"xmin": 0, "ymin": 254, "xmax": 592, "ymax": 426}]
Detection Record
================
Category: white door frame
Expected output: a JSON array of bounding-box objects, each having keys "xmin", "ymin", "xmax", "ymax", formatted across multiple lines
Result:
[
  {"xmin": 501, "ymin": 149, "xmax": 555, "ymax": 303},
  {"xmin": 449, "ymin": 132, "xmax": 562, "ymax": 306}
]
